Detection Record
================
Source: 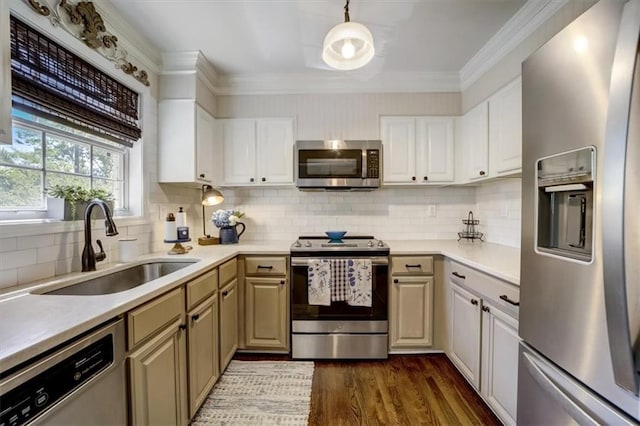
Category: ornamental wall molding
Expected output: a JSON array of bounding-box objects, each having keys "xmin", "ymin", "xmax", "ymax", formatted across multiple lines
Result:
[{"xmin": 24, "ymin": 0, "xmax": 150, "ymax": 86}]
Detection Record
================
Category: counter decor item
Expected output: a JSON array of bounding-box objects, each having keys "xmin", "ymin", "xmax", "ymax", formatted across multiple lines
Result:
[
  {"xmin": 164, "ymin": 211, "xmax": 192, "ymax": 254},
  {"xmin": 458, "ymin": 211, "xmax": 484, "ymax": 241},
  {"xmin": 118, "ymin": 238, "xmax": 138, "ymax": 262},
  {"xmin": 325, "ymin": 231, "xmax": 347, "ymax": 241},
  {"xmin": 212, "ymin": 209, "xmax": 246, "ymax": 244},
  {"xmin": 199, "ymin": 185, "xmax": 224, "ymax": 246},
  {"xmin": 45, "ymin": 185, "xmax": 114, "ymax": 221}
]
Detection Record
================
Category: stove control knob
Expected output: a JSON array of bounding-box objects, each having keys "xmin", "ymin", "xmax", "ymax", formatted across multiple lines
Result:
[
  {"xmin": 305, "ymin": 240, "xmax": 312, "ymax": 247},
  {"xmin": 367, "ymin": 240, "xmax": 374, "ymax": 247},
  {"xmin": 377, "ymin": 240, "xmax": 385, "ymax": 247},
  {"xmin": 293, "ymin": 240, "xmax": 301, "ymax": 248}
]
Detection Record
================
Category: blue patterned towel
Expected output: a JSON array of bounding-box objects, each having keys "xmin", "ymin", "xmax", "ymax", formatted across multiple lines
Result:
[
  {"xmin": 331, "ymin": 259, "xmax": 349, "ymax": 301},
  {"xmin": 347, "ymin": 259, "xmax": 372, "ymax": 307},
  {"xmin": 307, "ymin": 259, "xmax": 331, "ymax": 306}
]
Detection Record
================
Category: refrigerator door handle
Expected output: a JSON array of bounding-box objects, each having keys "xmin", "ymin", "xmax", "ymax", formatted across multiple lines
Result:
[
  {"xmin": 602, "ymin": 0, "xmax": 640, "ymax": 396},
  {"xmin": 522, "ymin": 352, "xmax": 600, "ymax": 425}
]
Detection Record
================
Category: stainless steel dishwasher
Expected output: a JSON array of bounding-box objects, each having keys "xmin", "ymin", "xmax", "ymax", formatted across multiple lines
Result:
[{"xmin": 0, "ymin": 318, "xmax": 127, "ymax": 425}]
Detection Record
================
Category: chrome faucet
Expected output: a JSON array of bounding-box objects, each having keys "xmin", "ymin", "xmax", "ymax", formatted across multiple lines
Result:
[{"xmin": 82, "ymin": 199, "xmax": 118, "ymax": 272}]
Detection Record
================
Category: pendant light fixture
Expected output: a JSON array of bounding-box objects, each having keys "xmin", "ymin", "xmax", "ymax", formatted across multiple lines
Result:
[{"xmin": 322, "ymin": 0, "xmax": 375, "ymax": 71}]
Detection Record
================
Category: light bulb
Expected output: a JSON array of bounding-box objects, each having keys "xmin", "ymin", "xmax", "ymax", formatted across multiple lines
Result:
[{"xmin": 341, "ymin": 39, "xmax": 355, "ymax": 59}]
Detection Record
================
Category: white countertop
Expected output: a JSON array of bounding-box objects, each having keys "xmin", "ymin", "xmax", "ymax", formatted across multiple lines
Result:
[{"xmin": 0, "ymin": 239, "xmax": 519, "ymax": 372}]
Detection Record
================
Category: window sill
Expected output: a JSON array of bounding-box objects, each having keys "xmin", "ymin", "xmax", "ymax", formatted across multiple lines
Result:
[{"xmin": 0, "ymin": 216, "xmax": 151, "ymax": 238}]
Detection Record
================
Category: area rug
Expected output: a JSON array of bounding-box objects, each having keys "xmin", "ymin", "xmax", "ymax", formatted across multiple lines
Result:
[{"xmin": 191, "ymin": 360, "xmax": 315, "ymax": 426}]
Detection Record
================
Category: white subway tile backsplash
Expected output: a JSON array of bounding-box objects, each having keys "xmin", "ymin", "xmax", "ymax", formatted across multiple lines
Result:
[
  {"xmin": 0, "ymin": 249, "xmax": 37, "ymax": 271},
  {"xmin": 0, "ymin": 238, "xmax": 17, "ymax": 253},
  {"xmin": 0, "ymin": 269, "xmax": 17, "ymax": 289},
  {"xmin": 18, "ymin": 262, "xmax": 55, "ymax": 285},
  {"xmin": 16, "ymin": 234, "xmax": 55, "ymax": 250}
]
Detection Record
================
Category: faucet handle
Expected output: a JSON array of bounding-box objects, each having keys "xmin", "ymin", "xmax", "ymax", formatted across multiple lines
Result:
[{"xmin": 95, "ymin": 239, "xmax": 106, "ymax": 262}]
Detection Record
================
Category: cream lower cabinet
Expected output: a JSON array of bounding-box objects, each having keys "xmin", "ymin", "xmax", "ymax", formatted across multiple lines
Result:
[
  {"xmin": 243, "ymin": 256, "xmax": 289, "ymax": 351},
  {"xmin": 219, "ymin": 277, "xmax": 238, "ymax": 370},
  {"xmin": 448, "ymin": 282, "xmax": 482, "ymax": 389},
  {"xmin": 480, "ymin": 301, "xmax": 519, "ymax": 426},
  {"xmin": 389, "ymin": 256, "xmax": 435, "ymax": 351},
  {"xmin": 446, "ymin": 260, "xmax": 520, "ymax": 426},
  {"xmin": 187, "ymin": 295, "xmax": 219, "ymax": 418}
]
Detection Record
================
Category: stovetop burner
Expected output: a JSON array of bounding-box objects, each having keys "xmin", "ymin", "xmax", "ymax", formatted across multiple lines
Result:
[{"xmin": 290, "ymin": 235, "xmax": 389, "ymax": 256}]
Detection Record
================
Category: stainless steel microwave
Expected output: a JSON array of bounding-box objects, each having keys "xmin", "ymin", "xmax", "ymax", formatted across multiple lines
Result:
[{"xmin": 294, "ymin": 140, "xmax": 382, "ymax": 190}]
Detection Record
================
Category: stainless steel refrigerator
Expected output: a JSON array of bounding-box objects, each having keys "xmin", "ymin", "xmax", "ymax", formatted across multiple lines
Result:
[{"xmin": 519, "ymin": 0, "xmax": 640, "ymax": 424}]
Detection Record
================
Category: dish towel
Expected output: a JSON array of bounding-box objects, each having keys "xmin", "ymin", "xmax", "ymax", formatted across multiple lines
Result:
[
  {"xmin": 307, "ymin": 259, "xmax": 331, "ymax": 306},
  {"xmin": 347, "ymin": 259, "xmax": 372, "ymax": 307},
  {"xmin": 331, "ymin": 259, "xmax": 349, "ymax": 301}
]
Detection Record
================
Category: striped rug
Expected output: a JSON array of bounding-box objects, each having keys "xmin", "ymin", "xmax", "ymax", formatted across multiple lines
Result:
[{"xmin": 191, "ymin": 360, "xmax": 315, "ymax": 426}]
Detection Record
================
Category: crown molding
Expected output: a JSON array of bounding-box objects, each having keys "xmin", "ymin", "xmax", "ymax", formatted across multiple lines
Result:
[
  {"xmin": 459, "ymin": 0, "xmax": 569, "ymax": 90},
  {"xmin": 213, "ymin": 71, "xmax": 460, "ymax": 95},
  {"xmin": 161, "ymin": 51, "xmax": 219, "ymax": 94}
]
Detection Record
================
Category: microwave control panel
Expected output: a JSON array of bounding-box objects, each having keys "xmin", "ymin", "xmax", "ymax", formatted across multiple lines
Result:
[{"xmin": 366, "ymin": 149, "xmax": 380, "ymax": 178}]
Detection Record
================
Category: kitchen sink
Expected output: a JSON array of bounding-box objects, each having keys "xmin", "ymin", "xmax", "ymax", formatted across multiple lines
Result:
[{"xmin": 42, "ymin": 261, "xmax": 198, "ymax": 296}]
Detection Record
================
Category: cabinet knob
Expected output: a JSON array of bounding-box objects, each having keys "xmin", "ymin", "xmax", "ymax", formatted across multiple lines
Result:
[
  {"xmin": 261, "ymin": 177, "xmax": 266, "ymax": 182},
  {"xmin": 482, "ymin": 306, "xmax": 490, "ymax": 313},
  {"xmin": 179, "ymin": 324, "xmax": 187, "ymax": 331},
  {"xmin": 411, "ymin": 176, "xmax": 416, "ymax": 181},
  {"xmin": 479, "ymin": 170, "xmax": 486, "ymax": 176},
  {"xmin": 250, "ymin": 178, "xmax": 255, "ymax": 182},
  {"xmin": 393, "ymin": 278, "xmax": 399, "ymax": 284},
  {"xmin": 423, "ymin": 176, "xmax": 428, "ymax": 181},
  {"xmin": 199, "ymin": 173, "xmax": 205, "ymax": 178},
  {"xmin": 280, "ymin": 280, "xmax": 286, "ymax": 285},
  {"xmin": 222, "ymin": 290, "xmax": 229, "ymax": 297},
  {"xmin": 470, "ymin": 299, "xmax": 479, "ymax": 306},
  {"xmin": 191, "ymin": 313, "xmax": 200, "ymax": 321}
]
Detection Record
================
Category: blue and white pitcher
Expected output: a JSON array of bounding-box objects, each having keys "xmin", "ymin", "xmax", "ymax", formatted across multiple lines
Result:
[{"xmin": 219, "ymin": 222, "xmax": 245, "ymax": 244}]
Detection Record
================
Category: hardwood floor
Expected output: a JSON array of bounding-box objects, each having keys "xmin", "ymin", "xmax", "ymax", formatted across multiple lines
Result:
[
  {"xmin": 307, "ymin": 354, "xmax": 500, "ymax": 426},
  {"xmin": 234, "ymin": 353, "xmax": 499, "ymax": 425}
]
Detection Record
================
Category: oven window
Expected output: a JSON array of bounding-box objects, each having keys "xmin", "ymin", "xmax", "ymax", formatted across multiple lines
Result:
[{"xmin": 298, "ymin": 149, "xmax": 362, "ymax": 178}]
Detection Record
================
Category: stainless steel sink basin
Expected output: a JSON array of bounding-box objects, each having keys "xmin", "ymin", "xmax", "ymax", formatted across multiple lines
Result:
[{"xmin": 43, "ymin": 261, "xmax": 198, "ymax": 295}]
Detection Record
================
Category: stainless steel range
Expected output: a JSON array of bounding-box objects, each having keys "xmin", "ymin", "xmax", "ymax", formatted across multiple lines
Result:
[{"xmin": 290, "ymin": 235, "xmax": 389, "ymax": 359}]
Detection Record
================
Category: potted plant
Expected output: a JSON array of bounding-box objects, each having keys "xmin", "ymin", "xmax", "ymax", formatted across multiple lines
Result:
[{"xmin": 46, "ymin": 185, "xmax": 115, "ymax": 221}]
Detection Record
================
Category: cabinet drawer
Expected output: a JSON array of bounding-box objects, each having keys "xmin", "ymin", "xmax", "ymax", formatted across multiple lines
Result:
[
  {"xmin": 128, "ymin": 287, "xmax": 185, "ymax": 348},
  {"xmin": 219, "ymin": 258, "xmax": 237, "ymax": 285},
  {"xmin": 245, "ymin": 257, "xmax": 287, "ymax": 275},
  {"xmin": 391, "ymin": 256, "xmax": 434, "ymax": 275},
  {"xmin": 186, "ymin": 269, "xmax": 218, "ymax": 311}
]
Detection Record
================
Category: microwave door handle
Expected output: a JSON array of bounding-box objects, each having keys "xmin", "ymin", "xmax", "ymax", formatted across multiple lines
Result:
[{"xmin": 602, "ymin": 0, "xmax": 640, "ymax": 397}]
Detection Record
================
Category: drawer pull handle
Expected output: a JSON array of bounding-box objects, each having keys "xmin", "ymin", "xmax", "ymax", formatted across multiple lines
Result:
[
  {"xmin": 482, "ymin": 306, "xmax": 490, "ymax": 313},
  {"xmin": 257, "ymin": 265, "xmax": 273, "ymax": 270},
  {"xmin": 191, "ymin": 313, "xmax": 200, "ymax": 321},
  {"xmin": 405, "ymin": 264, "xmax": 422, "ymax": 268},
  {"xmin": 452, "ymin": 271, "xmax": 466, "ymax": 279},
  {"xmin": 470, "ymin": 299, "xmax": 479, "ymax": 306},
  {"xmin": 499, "ymin": 295, "xmax": 520, "ymax": 306}
]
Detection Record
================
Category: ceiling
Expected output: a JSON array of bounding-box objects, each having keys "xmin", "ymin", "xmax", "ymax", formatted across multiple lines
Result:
[{"xmin": 108, "ymin": 0, "xmax": 534, "ymax": 93}]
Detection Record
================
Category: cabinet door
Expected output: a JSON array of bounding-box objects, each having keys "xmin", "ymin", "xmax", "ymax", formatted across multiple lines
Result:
[
  {"xmin": 0, "ymin": 0, "xmax": 10, "ymax": 145},
  {"xmin": 462, "ymin": 102, "xmax": 489, "ymax": 181},
  {"xmin": 389, "ymin": 276, "xmax": 434, "ymax": 349},
  {"xmin": 222, "ymin": 119, "xmax": 257, "ymax": 185},
  {"xmin": 195, "ymin": 105, "xmax": 215, "ymax": 183},
  {"xmin": 245, "ymin": 276, "xmax": 288, "ymax": 350},
  {"xmin": 129, "ymin": 319, "xmax": 188, "ymax": 426},
  {"xmin": 187, "ymin": 295, "xmax": 219, "ymax": 418},
  {"xmin": 481, "ymin": 302, "xmax": 519, "ymax": 426},
  {"xmin": 449, "ymin": 283, "xmax": 482, "ymax": 389},
  {"xmin": 381, "ymin": 116, "xmax": 417, "ymax": 183},
  {"xmin": 219, "ymin": 278, "xmax": 238, "ymax": 371},
  {"xmin": 416, "ymin": 117, "xmax": 455, "ymax": 182},
  {"xmin": 257, "ymin": 118, "xmax": 294, "ymax": 184},
  {"xmin": 489, "ymin": 77, "xmax": 522, "ymax": 176}
]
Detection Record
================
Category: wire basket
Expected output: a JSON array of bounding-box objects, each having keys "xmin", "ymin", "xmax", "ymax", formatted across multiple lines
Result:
[{"xmin": 458, "ymin": 211, "xmax": 484, "ymax": 241}]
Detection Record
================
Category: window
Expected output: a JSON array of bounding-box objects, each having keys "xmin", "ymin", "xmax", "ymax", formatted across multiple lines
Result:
[{"xmin": 0, "ymin": 110, "xmax": 127, "ymax": 217}]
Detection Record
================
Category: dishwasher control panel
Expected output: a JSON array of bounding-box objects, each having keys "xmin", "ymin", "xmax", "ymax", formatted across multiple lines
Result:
[{"xmin": 0, "ymin": 334, "xmax": 114, "ymax": 426}]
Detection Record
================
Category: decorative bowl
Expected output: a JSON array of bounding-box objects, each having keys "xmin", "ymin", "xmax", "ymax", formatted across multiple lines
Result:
[{"xmin": 325, "ymin": 231, "xmax": 347, "ymax": 240}]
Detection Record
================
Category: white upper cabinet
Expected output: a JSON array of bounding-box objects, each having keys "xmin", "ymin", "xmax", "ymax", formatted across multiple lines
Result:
[
  {"xmin": 461, "ymin": 102, "xmax": 490, "ymax": 181},
  {"xmin": 489, "ymin": 77, "xmax": 522, "ymax": 176},
  {"xmin": 159, "ymin": 100, "xmax": 218, "ymax": 185},
  {"xmin": 381, "ymin": 116, "xmax": 454, "ymax": 184},
  {"xmin": 222, "ymin": 118, "xmax": 294, "ymax": 186},
  {"xmin": 0, "ymin": 0, "xmax": 11, "ymax": 145}
]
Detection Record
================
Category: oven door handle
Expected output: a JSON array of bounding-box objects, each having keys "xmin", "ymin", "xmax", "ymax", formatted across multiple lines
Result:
[{"xmin": 291, "ymin": 257, "xmax": 389, "ymax": 266}]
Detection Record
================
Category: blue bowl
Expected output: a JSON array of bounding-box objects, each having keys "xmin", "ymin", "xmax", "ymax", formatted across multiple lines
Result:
[{"xmin": 326, "ymin": 231, "xmax": 347, "ymax": 240}]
